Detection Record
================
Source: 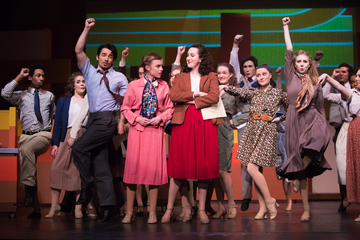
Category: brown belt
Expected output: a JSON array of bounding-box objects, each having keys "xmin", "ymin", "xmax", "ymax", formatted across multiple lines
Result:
[{"xmin": 250, "ymin": 114, "xmax": 273, "ymax": 122}]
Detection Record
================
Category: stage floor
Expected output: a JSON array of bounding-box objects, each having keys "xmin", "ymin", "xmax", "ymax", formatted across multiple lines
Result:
[{"xmin": 0, "ymin": 201, "xmax": 359, "ymax": 240}]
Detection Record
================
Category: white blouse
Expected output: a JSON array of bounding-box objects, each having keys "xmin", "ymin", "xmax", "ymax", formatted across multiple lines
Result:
[
  {"xmin": 348, "ymin": 88, "xmax": 360, "ymax": 116},
  {"xmin": 190, "ymin": 72, "xmax": 201, "ymax": 92},
  {"xmin": 68, "ymin": 96, "xmax": 88, "ymax": 128}
]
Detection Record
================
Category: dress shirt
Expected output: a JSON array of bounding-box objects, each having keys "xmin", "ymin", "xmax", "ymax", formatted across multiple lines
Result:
[
  {"xmin": 348, "ymin": 88, "xmax": 360, "ymax": 116},
  {"xmin": 323, "ymin": 83, "xmax": 352, "ymax": 122},
  {"xmin": 80, "ymin": 58, "xmax": 128, "ymax": 113},
  {"xmin": 1, "ymin": 80, "xmax": 55, "ymax": 132}
]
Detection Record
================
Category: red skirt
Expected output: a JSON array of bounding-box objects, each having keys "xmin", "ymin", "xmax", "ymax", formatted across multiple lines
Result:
[
  {"xmin": 346, "ymin": 116, "xmax": 360, "ymax": 203},
  {"xmin": 168, "ymin": 105, "xmax": 219, "ymax": 180}
]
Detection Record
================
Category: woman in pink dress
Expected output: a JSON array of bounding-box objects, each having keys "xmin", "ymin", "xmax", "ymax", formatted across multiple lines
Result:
[{"xmin": 121, "ymin": 52, "xmax": 174, "ymax": 224}]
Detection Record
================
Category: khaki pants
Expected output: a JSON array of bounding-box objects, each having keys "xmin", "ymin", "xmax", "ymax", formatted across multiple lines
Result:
[{"xmin": 18, "ymin": 131, "xmax": 52, "ymax": 186}]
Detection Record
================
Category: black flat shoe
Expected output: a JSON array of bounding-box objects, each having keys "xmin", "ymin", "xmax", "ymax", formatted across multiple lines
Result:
[
  {"xmin": 98, "ymin": 208, "xmax": 118, "ymax": 222},
  {"xmin": 27, "ymin": 211, "xmax": 41, "ymax": 219},
  {"xmin": 241, "ymin": 198, "xmax": 251, "ymax": 211},
  {"xmin": 76, "ymin": 189, "xmax": 93, "ymax": 205}
]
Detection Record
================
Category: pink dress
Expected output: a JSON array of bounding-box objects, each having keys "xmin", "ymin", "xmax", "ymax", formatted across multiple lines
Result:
[{"xmin": 121, "ymin": 79, "xmax": 174, "ymax": 185}]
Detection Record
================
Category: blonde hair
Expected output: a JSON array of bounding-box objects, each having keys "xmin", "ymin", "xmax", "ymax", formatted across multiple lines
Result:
[
  {"xmin": 292, "ymin": 50, "xmax": 319, "ymax": 85},
  {"xmin": 141, "ymin": 52, "xmax": 162, "ymax": 73}
]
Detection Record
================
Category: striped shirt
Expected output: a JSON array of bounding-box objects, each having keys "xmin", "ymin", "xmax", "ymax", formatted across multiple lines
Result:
[{"xmin": 1, "ymin": 80, "xmax": 55, "ymax": 132}]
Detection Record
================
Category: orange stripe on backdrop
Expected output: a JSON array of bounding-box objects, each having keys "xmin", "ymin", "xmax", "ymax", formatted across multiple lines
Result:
[{"xmin": 0, "ymin": 157, "xmax": 17, "ymax": 181}]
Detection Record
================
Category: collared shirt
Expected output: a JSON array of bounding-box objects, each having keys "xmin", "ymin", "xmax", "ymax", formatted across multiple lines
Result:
[
  {"xmin": 1, "ymin": 80, "xmax": 55, "ymax": 132},
  {"xmin": 348, "ymin": 88, "xmax": 360, "ymax": 116},
  {"xmin": 80, "ymin": 58, "xmax": 128, "ymax": 113},
  {"xmin": 323, "ymin": 82, "xmax": 352, "ymax": 122}
]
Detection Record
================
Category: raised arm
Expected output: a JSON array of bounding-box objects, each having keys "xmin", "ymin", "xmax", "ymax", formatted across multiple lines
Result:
[
  {"xmin": 1, "ymin": 68, "xmax": 30, "ymax": 105},
  {"xmin": 318, "ymin": 73, "xmax": 350, "ymax": 101},
  {"xmin": 283, "ymin": 17, "xmax": 293, "ymax": 51},
  {"xmin": 276, "ymin": 67, "xmax": 282, "ymax": 89},
  {"xmin": 229, "ymin": 34, "xmax": 243, "ymax": 86},
  {"xmin": 75, "ymin": 18, "xmax": 95, "ymax": 69},
  {"xmin": 172, "ymin": 46, "xmax": 185, "ymax": 71},
  {"xmin": 118, "ymin": 47, "xmax": 129, "ymax": 75}
]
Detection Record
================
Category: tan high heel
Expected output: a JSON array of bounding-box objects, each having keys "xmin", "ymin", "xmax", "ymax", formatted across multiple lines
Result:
[
  {"xmin": 182, "ymin": 205, "xmax": 192, "ymax": 223},
  {"xmin": 254, "ymin": 208, "xmax": 268, "ymax": 220},
  {"xmin": 122, "ymin": 212, "xmax": 133, "ymax": 224},
  {"xmin": 161, "ymin": 208, "xmax": 173, "ymax": 223},
  {"xmin": 266, "ymin": 198, "xmax": 278, "ymax": 220},
  {"xmin": 212, "ymin": 208, "xmax": 226, "ymax": 219},
  {"xmin": 300, "ymin": 210, "xmax": 310, "ymax": 222},
  {"xmin": 198, "ymin": 210, "xmax": 209, "ymax": 224},
  {"xmin": 45, "ymin": 205, "xmax": 61, "ymax": 218},
  {"xmin": 354, "ymin": 215, "xmax": 360, "ymax": 222},
  {"xmin": 75, "ymin": 205, "xmax": 83, "ymax": 219},
  {"xmin": 227, "ymin": 205, "xmax": 237, "ymax": 219},
  {"xmin": 147, "ymin": 212, "xmax": 157, "ymax": 224}
]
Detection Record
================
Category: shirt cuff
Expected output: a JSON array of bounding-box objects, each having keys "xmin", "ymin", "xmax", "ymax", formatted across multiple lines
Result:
[{"xmin": 119, "ymin": 61, "xmax": 126, "ymax": 67}]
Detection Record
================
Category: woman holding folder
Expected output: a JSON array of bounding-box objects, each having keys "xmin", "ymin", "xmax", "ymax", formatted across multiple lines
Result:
[{"xmin": 161, "ymin": 43, "xmax": 223, "ymax": 224}]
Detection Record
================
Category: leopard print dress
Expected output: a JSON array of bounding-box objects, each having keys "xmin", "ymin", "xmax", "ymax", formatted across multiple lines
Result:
[{"xmin": 226, "ymin": 86, "xmax": 289, "ymax": 167}]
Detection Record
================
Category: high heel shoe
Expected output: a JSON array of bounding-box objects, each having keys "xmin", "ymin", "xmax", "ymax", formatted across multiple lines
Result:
[
  {"xmin": 147, "ymin": 212, "xmax": 157, "ymax": 224},
  {"xmin": 227, "ymin": 205, "xmax": 237, "ymax": 219},
  {"xmin": 266, "ymin": 198, "xmax": 278, "ymax": 220},
  {"xmin": 45, "ymin": 205, "xmax": 61, "ymax": 218},
  {"xmin": 354, "ymin": 215, "xmax": 360, "ymax": 222},
  {"xmin": 212, "ymin": 208, "xmax": 226, "ymax": 219},
  {"xmin": 182, "ymin": 205, "xmax": 192, "ymax": 223},
  {"xmin": 74, "ymin": 205, "xmax": 83, "ymax": 219},
  {"xmin": 122, "ymin": 212, "xmax": 133, "ymax": 224},
  {"xmin": 161, "ymin": 208, "xmax": 173, "ymax": 224},
  {"xmin": 254, "ymin": 208, "xmax": 268, "ymax": 220},
  {"xmin": 198, "ymin": 210, "xmax": 210, "ymax": 224},
  {"xmin": 300, "ymin": 210, "xmax": 310, "ymax": 222}
]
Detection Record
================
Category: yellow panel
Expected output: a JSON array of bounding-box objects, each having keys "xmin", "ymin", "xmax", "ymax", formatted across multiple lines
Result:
[
  {"xmin": 9, "ymin": 107, "xmax": 16, "ymax": 127},
  {"xmin": 0, "ymin": 111, "xmax": 9, "ymax": 130},
  {"xmin": 233, "ymin": 130, "xmax": 238, "ymax": 144},
  {"xmin": 16, "ymin": 119, "xmax": 22, "ymax": 137}
]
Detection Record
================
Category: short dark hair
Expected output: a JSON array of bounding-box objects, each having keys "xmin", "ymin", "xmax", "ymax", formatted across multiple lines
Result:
[
  {"xmin": 240, "ymin": 56, "xmax": 258, "ymax": 76},
  {"xmin": 339, "ymin": 63, "xmax": 354, "ymax": 79},
  {"xmin": 28, "ymin": 63, "xmax": 45, "ymax": 78},
  {"xmin": 97, "ymin": 44, "xmax": 118, "ymax": 61}
]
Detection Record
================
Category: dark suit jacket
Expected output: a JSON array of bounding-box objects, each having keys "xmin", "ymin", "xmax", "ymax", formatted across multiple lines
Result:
[
  {"xmin": 51, "ymin": 97, "xmax": 71, "ymax": 146},
  {"xmin": 170, "ymin": 72, "xmax": 224, "ymax": 125}
]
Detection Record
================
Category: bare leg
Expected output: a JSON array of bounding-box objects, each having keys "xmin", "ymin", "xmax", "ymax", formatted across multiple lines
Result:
[
  {"xmin": 214, "ymin": 177, "xmax": 225, "ymax": 211},
  {"xmin": 300, "ymin": 179, "xmax": 310, "ymax": 221},
  {"xmin": 220, "ymin": 170, "xmax": 235, "ymax": 208},
  {"xmin": 122, "ymin": 184, "xmax": 136, "ymax": 223},
  {"xmin": 198, "ymin": 180, "xmax": 210, "ymax": 223},
  {"xmin": 283, "ymin": 179, "xmax": 292, "ymax": 210},
  {"xmin": 161, "ymin": 178, "xmax": 181, "ymax": 222},
  {"xmin": 45, "ymin": 188, "xmax": 61, "ymax": 218},
  {"xmin": 254, "ymin": 183, "xmax": 267, "ymax": 219},
  {"xmin": 147, "ymin": 185, "xmax": 158, "ymax": 223}
]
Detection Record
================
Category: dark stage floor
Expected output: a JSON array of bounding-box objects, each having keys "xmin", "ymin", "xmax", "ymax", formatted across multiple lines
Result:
[{"xmin": 0, "ymin": 201, "xmax": 359, "ymax": 240}]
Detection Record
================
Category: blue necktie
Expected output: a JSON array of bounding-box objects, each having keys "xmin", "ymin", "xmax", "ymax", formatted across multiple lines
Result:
[{"xmin": 34, "ymin": 89, "xmax": 43, "ymax": 123}]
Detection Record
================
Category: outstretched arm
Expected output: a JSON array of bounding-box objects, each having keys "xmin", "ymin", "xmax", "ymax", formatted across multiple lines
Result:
[
  {"xmin": 75, "ymin": 18, "xmax": 95, "ymax": 69},
  {"xmin": 283, "ymin": 17, "xmax": 293, "ymax": 51},
  {"xmin": 318, "ymin": 73, "xmax": 350, "ymax": 101}
]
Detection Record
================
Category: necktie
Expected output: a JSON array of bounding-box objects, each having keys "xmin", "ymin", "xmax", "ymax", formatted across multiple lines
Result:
[
  {"xmin": 248, "ymin": 77, "xmax": 253, "ymax": 83},
  {"xmin": 98, "ymin": 70, "xmax": 124, "ymax": 104},
  {"xmin": 34, "ymin": 89, "xmax": 43, "ymax": 123}
]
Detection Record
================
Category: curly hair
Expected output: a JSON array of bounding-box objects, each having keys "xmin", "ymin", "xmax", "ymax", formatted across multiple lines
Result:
[
  {"xmin": 63, "ymin": 72, "xmax": 84, "ymax": 98},
  {"xmin": 182, "ymin": 43, "xmax": 214, "ymax": 76},
  {"xmin": 292, "ymin": 50, "xmax": 319, "ymax": 85},
  {"xmin": 217, "ymin": 63, "xmax": 237, "ymax": 86},
  {"xmin": 256, "ymin": 64, "xmax": 276, "ymax": 88}
]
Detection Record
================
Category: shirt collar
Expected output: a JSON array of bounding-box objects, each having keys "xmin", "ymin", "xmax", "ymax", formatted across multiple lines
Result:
[
  {"xmin": 96, "ymin": 66, "xmax": 115, "ymax": 76},
  {"xmin": 27, "ymin": 87, "xmax": 42, "ymax": 94}
]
